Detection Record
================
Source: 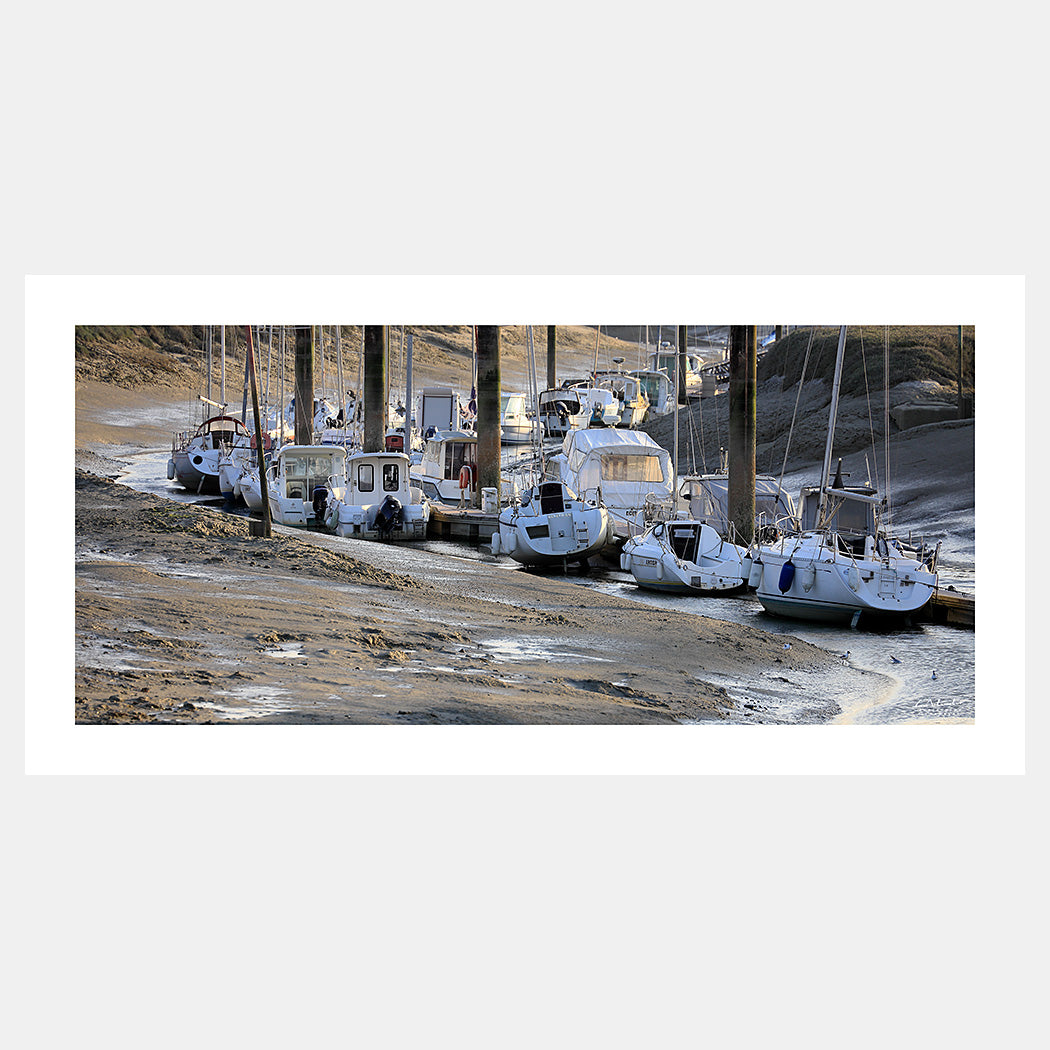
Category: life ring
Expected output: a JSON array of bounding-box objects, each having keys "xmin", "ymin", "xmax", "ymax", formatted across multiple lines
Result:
[
  {"xmin": 458, "ymin": 464, "xmax": 474, "ymax": 490},
  {"xmin": 250, "ymin": 433, "xmax": 272, "ymax": 450}
]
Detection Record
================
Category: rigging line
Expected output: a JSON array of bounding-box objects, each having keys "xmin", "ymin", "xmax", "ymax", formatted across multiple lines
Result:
[
  {"xmin": 884, "ymin": 325, "xmax": 891, "ymax": 527},
  {"xmin": 776, "ymin": 325, "xmax": 817, "ymax": 503},
  {"xmin": 857, "ymin": 327, "xmax": 882, "ymax": 494}
]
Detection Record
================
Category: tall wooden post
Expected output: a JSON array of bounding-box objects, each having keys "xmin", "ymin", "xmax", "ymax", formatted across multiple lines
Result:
[
  {"xmin": 405, "ymin": 331, "xmax": 414, "ymax": 448},
  {"xmin": 677, "ymin": 325, "xmax": 690, "ymax": 406},
  {"xmin": 728, "ymin": 325, "xmax": 757, "ymax": 545},
  {"xmin": 363, "ymin": 325, "xmax": 388, "ymax": 453},
  {"xmin": 294, "ymin": 325, "xmax": 314, "ymax": 446},
  {"xmin": 475, "ymin": 325, "xmax": 501, "ymax": 506},
  {"xmin": 245, "ymin": 326, "xmax": 271, "ymax": 537},
  {"xmin": 546, "ymin": 325, "xmax": 557, "ymax": 390}
]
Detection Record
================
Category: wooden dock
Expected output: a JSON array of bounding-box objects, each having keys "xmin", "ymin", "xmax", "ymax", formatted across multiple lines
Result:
[
  {"xmin": 427, "ymin": 505, "xmax": 499, "ymax": 543},
  {"xmin": 917, "ymin": 587, "xmax": 975, "ymax": 629}
]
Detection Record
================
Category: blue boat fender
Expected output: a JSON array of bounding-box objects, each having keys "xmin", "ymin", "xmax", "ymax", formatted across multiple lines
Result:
[{"xmin": 778, "ymin": 560, "xmax": 795, "ymax": 593}]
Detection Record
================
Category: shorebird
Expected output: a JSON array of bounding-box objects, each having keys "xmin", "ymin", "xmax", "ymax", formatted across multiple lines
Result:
[
  {"xmin": 890, "ymin": 656, "xmax": 902, "ymax": 664},
  {"xmin": 782, "ymin": 643, "xmax": 791, "ymax": 650},
  {"xmin": 839, "ymin": 650, "xmax": 850, "ymax": 661},
  {"xmin": 932, "ymin": 670, "xmax": 938, "ymax": 680}
]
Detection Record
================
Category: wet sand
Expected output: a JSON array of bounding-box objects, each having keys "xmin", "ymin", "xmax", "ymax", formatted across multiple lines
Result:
[
  {"xmin": 67, "ymin": 379, "xmax": 978, "ymax": 727},
  {"xmin": 74, "ymin": 468, "xmax": 888, "ymax": 724}
]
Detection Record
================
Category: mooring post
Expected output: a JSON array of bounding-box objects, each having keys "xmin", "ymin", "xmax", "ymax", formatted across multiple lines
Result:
[
  {"xmin": 957, "ymin": 324, "xmax": 965, "ymax": 419},
  {"xmin": 294, "ymin": 325, "xmax": 314, "ymax": 445},
  {"xmin": 475, "ymin": 325, "xmax": 501, "ymax": 508},
  {"xmin": 363, "ymin": 326, "xmax": 388, "ymax": 453},
  {"xmin": 547, "ymin": 325, "xmax": 557, "ymax": 390},
  {"xmin": 677, "ymin": 325, "xmax": 689, "ymax": 406},
  {"xmin": 405, "ymin": 331, "xmax": 414, "ymax": 449},
  {"xmin": 728, "ymin": 325, "xmax": 757, "ymax": 545},
  {"xmin": 245, "ymin": 326, "xmax": 272, "ymax": 538}
]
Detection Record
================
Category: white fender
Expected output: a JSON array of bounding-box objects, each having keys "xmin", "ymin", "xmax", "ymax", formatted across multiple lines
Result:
[
  {"xmin": 747, "ymin": 560, "xmax": 763, "ymax": 588},
  {"xmin": 167, "ymin": 458, "xmax": 175, "ymax": 480},
  {"xmin": 848, "ymin": 565, "xmax": 861, "ymax": 592},
  {"xmin": 800, "ymin": 564, "xmax": 817, "ymax": 592},
  {"xmin": 490, "ymin": 531, "xmax": 502, "ymax": 555}
]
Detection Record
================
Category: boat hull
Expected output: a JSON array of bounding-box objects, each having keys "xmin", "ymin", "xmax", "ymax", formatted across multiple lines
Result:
[
  {"xmin": 171, "ymin": 449, "xmax": 220, "ymax": 495},
  {"xmin": 494, "ymin": 484, "xmax": 612, "ymax": 566},
  {"xmin": 620, "ymin": 521, "xmax": 749, "ymax": 595},
  {"xmin": 751, "ymin": 544, "xmax": 936, "ymax": 625}
]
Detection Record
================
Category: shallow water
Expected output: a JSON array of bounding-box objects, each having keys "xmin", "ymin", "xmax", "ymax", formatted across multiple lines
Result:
[{"xmin": 104, "ymin": 447, "xmax": 976, "ymax": 725}]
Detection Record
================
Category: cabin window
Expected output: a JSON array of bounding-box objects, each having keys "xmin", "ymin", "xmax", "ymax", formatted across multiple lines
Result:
[
  {"xmin": 383, "ymin": 463, "xmax": 400, "ymax": 492},
  {"xmin": 601, "ymin": 454, "xmax": 664, "ymax": 483},
  {"xmin": 358, "ymin": 463, "xmax": 375, "ymax": 492},
  {"xmin": 444, "ymin": 442, "xmax": 475, "ymax": 481}
]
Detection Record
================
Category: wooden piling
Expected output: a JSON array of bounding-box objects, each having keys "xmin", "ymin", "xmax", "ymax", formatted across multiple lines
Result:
[
  {"xmin": 677, "ymin": 325, "xmax": 689, "ymax": 405},
  {"xmin": 294, "ymin": 325, "xmax": 314, "ymax": 446},
  {"xmin": 547, "ymin": 325, "xmax": 557, "ymax": 390},
  {"xmin": 475, "ymin": 325, "xmax": 501, "ymax": 504},
  {"xmin": 728, "ymin": 325, "xmax": 757, "ymax": 544},
  {"xmin": 363, "ymin": 325, "xmax": 388, "ymax": 453},
  {"xmin": 245, "ymin": 325, "xmax": 271, "ymax": 538}
]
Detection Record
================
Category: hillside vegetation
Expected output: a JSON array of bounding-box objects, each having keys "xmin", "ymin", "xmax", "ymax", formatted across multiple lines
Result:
[
  {"xmin": 758, "ymin": 326, "xmax": 974, "ymax": 403},
  {"xmin": 75, "ymin": 324, "xmax": 644, "ymax": 392}
]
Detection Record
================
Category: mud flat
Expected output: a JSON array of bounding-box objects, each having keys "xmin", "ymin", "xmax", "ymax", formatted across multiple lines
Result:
[{"xmin": 70, "ymin": 469, "xmax": 892, "ymax": 727}]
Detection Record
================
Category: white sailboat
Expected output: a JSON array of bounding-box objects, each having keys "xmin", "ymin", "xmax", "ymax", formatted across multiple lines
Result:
[
  {"xmin": 748, "ymin": 326, "xmax": 940, "ymax": 626},
  {"xmin": 491, "ymin": 480, "xmax": 612, "ymax": 566},
  {"xmin": 620, "ymin": 343, "xmax": 749, "ymax": 593},
  {"xmin": 620, "ymin": 519, "xmax": 749, "ymax": 593}
]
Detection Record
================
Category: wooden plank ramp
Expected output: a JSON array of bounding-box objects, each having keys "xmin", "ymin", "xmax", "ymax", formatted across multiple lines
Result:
[
  {"xmin": 917, "ymin": 587, "xmax": 975, "ymax": 629},
  {"xmin": 427, "ymin": 505, "xmax": 499, "ymax": 543}
]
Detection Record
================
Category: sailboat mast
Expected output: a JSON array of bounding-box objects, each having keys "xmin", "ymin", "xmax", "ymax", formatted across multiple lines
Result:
[{"xmin": 817, "ymin": 325, "xmax": 848, "ymax": 526}]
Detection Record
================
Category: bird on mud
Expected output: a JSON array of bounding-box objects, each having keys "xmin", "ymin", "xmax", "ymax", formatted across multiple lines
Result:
[{"xmin": 890, "ymin": 655, "xmax": 902, "ymax": 664}]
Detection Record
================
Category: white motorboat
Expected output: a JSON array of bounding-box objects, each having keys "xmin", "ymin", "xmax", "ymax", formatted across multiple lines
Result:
[
  {"xmin": 499, "ymin": 392, "xmax": 541, "ymax": 445},
  {"xmin": 491, "ymin": 480, "xmax": 612, "ymax": 567},
  {"xmin": 648, "ymin": 345, "xmax": 715, "ymax": 399},
  {"xmin": 749, "ymin": 327, "xmax": 939, "ymax": 626},
  {"xmin": 266, "ymin": 444, "xmax": 347, "ymax": 527},
  {"xmin": 592, "ymin": 371, "xmax": 650, "ymax": 429},
  {"xmin": 410, "ymin": 429, "xmax": 479, "ymax": 505},
  {"xmin": 549, "ymin": 429, "xmax": 674, "ymax": 545},
  {"xmin": 568, "ymin": 385, "xmax": 622, "ymax": 427},
  {"xmin": 323, "ymin": 450, "xmax": 429, "ymax": 541},
  {"xmin": 169, "ymin": 414, "xmax": 253, "ymax": 496},
  {"xmin": 620, "ymin": 519, "xmax": 749, "ymax": 594},
  {"xmin": 537, "ymin": 388, "xmax": 589, "ymax": 439},
  {"xmin": 629, "ymin": 369, "xmax": 674, "ymax": 419}
]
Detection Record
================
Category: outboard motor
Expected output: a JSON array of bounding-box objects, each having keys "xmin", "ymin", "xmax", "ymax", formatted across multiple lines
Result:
[
  {"xmin": 374, "ymin": 495, "xmax": 404, "ymax": 538},
  {"xmin": 312, "ymin": 486, "xmax": 328, "ymax": 523}
]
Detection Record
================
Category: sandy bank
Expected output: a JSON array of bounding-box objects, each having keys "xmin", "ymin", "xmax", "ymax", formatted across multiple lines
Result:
[{"xmin": 72, "ymin": 470, "xmax": 891, "ymax": 725}]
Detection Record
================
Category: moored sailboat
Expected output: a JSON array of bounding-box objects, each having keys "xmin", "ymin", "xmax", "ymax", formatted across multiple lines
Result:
[{"xmin": 748, "ymin": 327, "xmax": 939, "ymax": 626}]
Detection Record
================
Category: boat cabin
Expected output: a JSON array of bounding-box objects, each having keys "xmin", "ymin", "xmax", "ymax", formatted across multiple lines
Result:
[
  {"xmin": 412, "ymin": 430, "xmax": 478, "ymax": 503},
  {"xmin": 418, "ymin": 387, "xmax": 462, "ymax": 437},
  {"xmin": 678, "ymin": 475, "xmax": 797, "ymax": 541},
  {"xmin": 798, "ymin": 485, "xmax": 881, "ymax": 547},
  {"xmin": 538, "ymin": 389, "xmax": 587, "ymax": 437},
  {"xmin": 177, "ymin": 414, "xmax": 251, "ymax": 452},
  {"xmin": 268, "ymin": 444, "xmax": 347, "ymax": 526}
]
